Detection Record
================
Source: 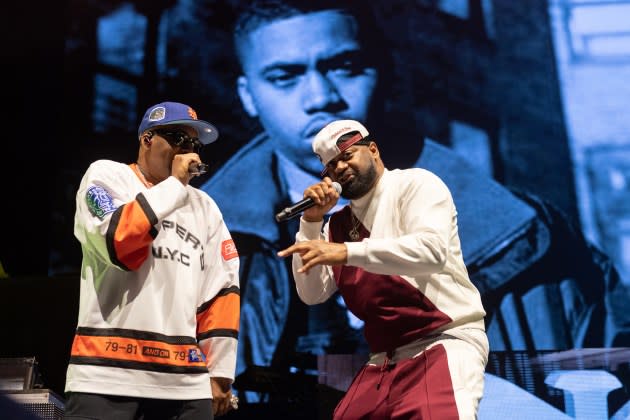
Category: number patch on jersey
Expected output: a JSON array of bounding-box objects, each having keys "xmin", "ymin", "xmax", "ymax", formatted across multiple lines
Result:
[
  {"xmin": 86, "ymin": 185, "xmax": 117, "ymax": 220},
  {"xmin": 188, "ymin": 348, "xmax": 206, "ymax": 363}
]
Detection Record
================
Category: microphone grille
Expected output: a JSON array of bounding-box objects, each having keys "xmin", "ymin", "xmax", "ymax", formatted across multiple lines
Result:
[{"xmin": 332, "ymin": 182, "xmax": 342, "ymax": 194}]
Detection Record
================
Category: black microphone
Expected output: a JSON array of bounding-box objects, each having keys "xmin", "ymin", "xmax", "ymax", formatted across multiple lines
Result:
[
  {"xmin": 275, "ymin": 182, "xmax": 342, "ymax": 222},
  {"xmin": 189, "ymin": 162, "xmax": 209, "ymax": 176}
]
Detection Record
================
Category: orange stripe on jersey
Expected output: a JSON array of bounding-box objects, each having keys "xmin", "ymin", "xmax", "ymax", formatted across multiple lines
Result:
[
  {"xmin": 70, "ymin": 334, "xmax": 207, "ymax": 368},
  {"xmin": 197, "ymin": 289, "xmax": 240, "ymax": 338},
  {"xmin": 110, "ymin": 200, "xmax": 154, "ymax": 270}
]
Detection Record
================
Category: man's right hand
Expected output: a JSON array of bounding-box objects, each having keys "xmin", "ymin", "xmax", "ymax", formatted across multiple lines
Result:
[
  {"xmin": 171, "ymin": 153, "xmax": 201, "ymax": 185},
  {"xmin": 302, "ymin": 177, "xmax": 341, "ymax": 222}
]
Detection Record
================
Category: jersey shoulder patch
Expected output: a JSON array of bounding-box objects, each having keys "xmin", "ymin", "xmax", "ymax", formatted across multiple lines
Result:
[
  {"xmin": 86, "ymin": 184, "xmax": 117, "ymax": 219},
  {"xmin": 221, "ymin": 239, "xmax": 239, "ymax": 261}
]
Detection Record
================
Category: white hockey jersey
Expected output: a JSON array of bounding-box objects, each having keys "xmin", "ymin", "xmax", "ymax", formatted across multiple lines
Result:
[{"xmin": 65, "ymin": 159, "xmax": 240, "ymax": 400}]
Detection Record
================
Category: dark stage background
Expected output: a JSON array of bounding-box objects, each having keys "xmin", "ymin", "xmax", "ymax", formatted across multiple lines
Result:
[{"xmin": 2, "ymin": 1, "xmax": 630, "ymax": 419}]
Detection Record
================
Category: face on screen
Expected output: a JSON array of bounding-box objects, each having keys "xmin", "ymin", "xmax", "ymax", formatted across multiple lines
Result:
[{"xmin": 236, "ymin": 10, "xmax": 379, "ymax": 175}]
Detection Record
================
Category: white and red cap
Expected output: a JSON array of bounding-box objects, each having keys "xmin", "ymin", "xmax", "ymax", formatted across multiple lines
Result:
[{"xmin": 312, "ymin": 120, "xmax": 370, "ymax": 174}]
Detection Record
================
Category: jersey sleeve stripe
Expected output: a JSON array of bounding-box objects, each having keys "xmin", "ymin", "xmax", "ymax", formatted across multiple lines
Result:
[
  {"xmin": 196, "ymin": 291, "xmax": 240, "ymax": 337},
  {"xmin": 135, "ymin": 192, "xmax": 159, "ymax": 228},
  {"xmin": 197, "ymin": 286, "xmax": 240, "ymax": 313},
  {"xmin": 105, "ymin": 199, "xmax": 155, "ymax": 270},
  {"xmin": 197, "ymin": 328, "xmax": 239, "ymax": 341},
  {"xmin": 106, "ymin": 207, "xmax": 129, "ymax": 270}
]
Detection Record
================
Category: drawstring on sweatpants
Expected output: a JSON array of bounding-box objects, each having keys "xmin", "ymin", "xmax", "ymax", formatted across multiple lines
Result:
[{"xmin": 376, "ymin": 350, "xmax": 395, "ymax": 390}]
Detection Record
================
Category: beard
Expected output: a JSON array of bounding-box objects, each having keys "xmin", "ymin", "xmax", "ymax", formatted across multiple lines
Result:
[{"xmin": 340, "ymin": 161, "xmax": 378, "ymax": 200}]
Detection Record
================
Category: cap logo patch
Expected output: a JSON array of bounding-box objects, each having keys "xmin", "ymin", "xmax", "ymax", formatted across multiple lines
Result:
[
  {"xmin": 187, "ymin": 107, "xmax": 198, "ymax": 120},
  {"xmin": 330, "ymin": 126, "xmax": 352, "ymax": 140},
  {"xmin": 148, "ymin": 106, "xmax": 166, "ymax": 122}
]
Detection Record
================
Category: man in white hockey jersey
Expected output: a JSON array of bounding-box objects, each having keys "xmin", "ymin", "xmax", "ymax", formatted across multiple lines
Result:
[
  {"xmin": 278, "ymin": 119, "xmax": 488, "ymax": 419},
  {"xmin": 63, "ymin": 102, "xmax": 240, "ymax": 419}
]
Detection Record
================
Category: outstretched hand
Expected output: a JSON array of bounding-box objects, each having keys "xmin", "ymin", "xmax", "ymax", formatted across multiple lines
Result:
[{"xmin": 277, "ymin": 240, "xmax": 347, "ymax": 274}]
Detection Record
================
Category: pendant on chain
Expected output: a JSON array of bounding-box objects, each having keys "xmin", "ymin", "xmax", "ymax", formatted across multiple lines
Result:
[
  {"xmin": 349, "ymin": 212, "xmax": 361, "ymax": 241},
  {"xmin": 349, "ymin": 227, "xmax": 360, "ymax": 241}
]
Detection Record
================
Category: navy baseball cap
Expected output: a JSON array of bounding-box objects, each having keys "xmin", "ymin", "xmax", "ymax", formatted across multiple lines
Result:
[{"xmin": 138, "ymin": 102, "xmax": 219, "ymax": 145}]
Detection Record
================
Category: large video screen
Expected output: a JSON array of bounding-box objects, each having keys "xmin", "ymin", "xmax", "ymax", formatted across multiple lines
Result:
[{"xmin": 55, "ymin": 1, "xmax": 630, "ymax": 417}]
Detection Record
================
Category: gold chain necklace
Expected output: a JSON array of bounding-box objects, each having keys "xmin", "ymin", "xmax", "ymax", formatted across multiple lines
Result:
[
  {"xmin": 349, "ymin": 205, "xmax": 367, "ymax": 241},
  {"xmin": 132, "ymin": 163, "xmax": 153, "ymax": 188}
]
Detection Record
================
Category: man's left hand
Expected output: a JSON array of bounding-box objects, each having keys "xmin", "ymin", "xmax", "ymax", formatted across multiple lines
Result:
[{"xmin": 211, "ymin": 377, "xmax": 235, "ymax": 417}]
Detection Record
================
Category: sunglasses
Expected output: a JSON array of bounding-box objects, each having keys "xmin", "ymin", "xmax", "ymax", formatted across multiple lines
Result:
[{"xmin": 152, "ymin": 129, "xmax": 203, "ymax": 152}]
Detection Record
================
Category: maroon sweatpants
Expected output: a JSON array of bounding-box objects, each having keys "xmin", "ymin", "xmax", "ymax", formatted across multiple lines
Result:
[{"xmin": 333, "ymin": 344, "xmax": 460, "ymax": 420}]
